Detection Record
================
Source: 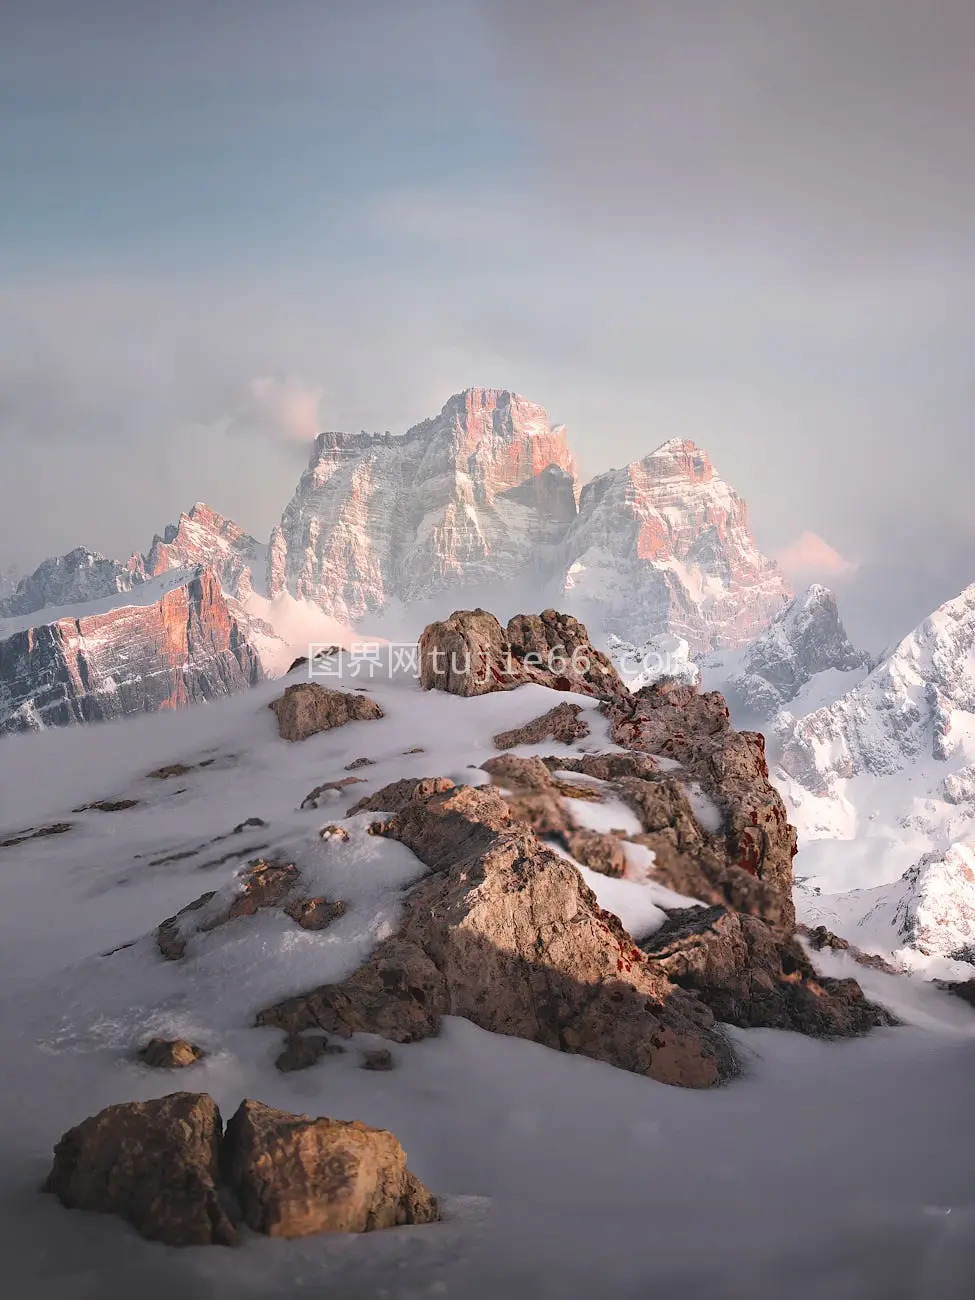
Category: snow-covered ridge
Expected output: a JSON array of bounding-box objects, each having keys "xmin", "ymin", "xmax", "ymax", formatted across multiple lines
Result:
[{"xmin": 773, "ymin": 580, "xmax": 975, "ymax": 973}]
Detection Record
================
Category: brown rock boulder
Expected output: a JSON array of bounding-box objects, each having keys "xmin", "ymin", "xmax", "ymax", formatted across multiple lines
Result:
[
  {"xmin": 492, "ymin": 701, "xmax": 590, "ymax": 749},
  {"xmin": 418, "ymin": 609, "xmax": 513, "ymax": 696},
  {"xmin": 222, "ymin": 1100, "xmax": 438, "ymax": 1237},
  {"xmin": 138, "ymin": 1038, "xmax": 204, "ymax": 1069},
  {"xmin": 506, "ymin": 609, "xmax": 627, "ymax": 700},
  {"xmin": 418, "ymin": 607, "xmax": 626, "ymax": 701},
  {"xmin": 257, "ymin": 784, "xmax": 735, "ymax": 1088},
  {"xmin": 43, "ymin": 1092, "xmax": 237, "ymax": 1247},
  {"xmin": 270, "ymin": 682, "xmax": 384, "ymax": 741},
  {"xmin": 642, "ymin": 906, "xmax": 894, "ymax": 1036}
]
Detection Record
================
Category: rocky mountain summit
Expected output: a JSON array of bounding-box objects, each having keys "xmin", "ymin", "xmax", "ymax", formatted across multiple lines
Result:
[
  {"xmin": 3, "ymin": 387, "xmax": 792, "ymax": 732},
  {"xmin": 267, "ymin": 388, "xmax": 579, "ymax": 621},
  {"xmin": 708, "ymin": 584, "xmax": 870, "ymax": 720},
  {"xmin": 561, "ymin": 438, "xmax": 789, "ymax": 653},
  {"xmin": 268, "ymin": 390, "xmax": 789, "ymax": 651}
]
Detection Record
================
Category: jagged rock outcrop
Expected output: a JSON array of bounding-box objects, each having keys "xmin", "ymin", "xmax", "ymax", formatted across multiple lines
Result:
[
  {"xmin": 0, "ymin": 547, "xmax": 146, "ymax": 619},
  {"xmin": 43, "ymin": 1092, "xmax": 237, "ymax": 1247},
  {"xmin": 609, "ymin": 679, "xmax": 797, "ymax": 932},
  {"xmin": 713, "ymin": 584, "xmax": 869, "ymax": 718},
  {"xmin": 0, "ymin": 568, "xmax": 263, "ymax": 734},
  {"xmin": 561, "ymin": 439, "xmax": 790, "ymax": 654},
  {"xmin": 642, "ymin": 906, "xmax": 893, "ymax": 1035},
  {"xmin": 145, "ymin": 502, "xmax": 263, "ymax": 600},
  {"xmin": 269, "ymin": 681, "xmax": 384, "ymax": 741},
  {"xmin": 223, "ymin": 1100, "xmax": 438, "ymax": 1238},
  {"xmin": 418, "ymin": 608, "xmax": 626, "ymax": 701},
  {"xmin": 257, "ymin": 783, "xmax": 737, "ymax": 1089},
  {"xmin": 267, "ymin": 388, "xmax": 579, "ymax": 619},
  {"xmin": 44, "ymin": 1093, "xmax": 437, "ymax": 1246}
]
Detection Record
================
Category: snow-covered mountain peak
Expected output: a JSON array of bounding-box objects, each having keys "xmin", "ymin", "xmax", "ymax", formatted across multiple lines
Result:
[
  {"xmin": 563, "ymin": 442, "xmax": 789, "ymax": 654},
  {"xmin": 706, "ymin": 584, "xmax": 870, "ymax": 720}
]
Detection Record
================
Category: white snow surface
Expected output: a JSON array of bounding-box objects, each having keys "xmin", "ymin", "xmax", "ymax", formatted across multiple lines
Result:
[{"xmin": 0, "ymin": 670, "xmax": 973, "ymax": 1299}]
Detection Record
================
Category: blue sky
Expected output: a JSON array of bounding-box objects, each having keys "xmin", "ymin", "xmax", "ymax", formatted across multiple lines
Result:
[{"xmin": 2, "ymin": 0, "xmax": 974, "ymax": 644}]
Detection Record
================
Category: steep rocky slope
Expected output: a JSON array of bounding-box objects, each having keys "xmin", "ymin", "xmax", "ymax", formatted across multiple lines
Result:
[
  {"xmin": 0, "ymin": 568, "xmax": 263, "ymax": 733},
  {"xmin": 0, "ymin": 547, "xmax": 146, "ymax": 619}
]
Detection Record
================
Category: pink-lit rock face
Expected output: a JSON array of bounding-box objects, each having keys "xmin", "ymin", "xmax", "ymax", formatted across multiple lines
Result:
[
  {"xmin": 267, "ymin": 388, "xmax": 579, "ymax": 621},
  {"xmin": 0, "ymin": 569, "xmax": 262, "ymax": 733},
  {"xmin": 562, "ymin": 439, "xmax": 791, "ymax": 655},
  {"xmin": 145, "ymin": 503, "xmax": 264, "ymax": 600}
]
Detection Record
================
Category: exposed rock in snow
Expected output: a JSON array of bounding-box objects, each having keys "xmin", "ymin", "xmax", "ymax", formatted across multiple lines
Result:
[
  {"xmin": 0, "ymin": 568, "xmax": 263, "ymax": 734},
  {"xmin": 561, "ymin": 439, "xmax": 790, "ymax": 654},
  {"xmin": 268, "ymin": 388, "xmax": 579, "ymax": 621}
]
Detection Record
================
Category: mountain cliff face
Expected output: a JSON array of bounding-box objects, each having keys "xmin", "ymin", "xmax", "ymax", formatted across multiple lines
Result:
[
  {"xmin": 268, "ymin": 393, "xmax": 787, "ymax": 650},
  {"xmin": 267, "ymin": 388, "xmax": 578, "ymax": 620},
  {"xmin": 0, "ymin": 568, "xmax": 263, "ymax": 734},
  {"xmin": 145, "ymin": 503, "xmax": 264, "ymax": 599},
  {"xmin": 561, "ymin": 439, "xmax": 790, "ymax": 654}
]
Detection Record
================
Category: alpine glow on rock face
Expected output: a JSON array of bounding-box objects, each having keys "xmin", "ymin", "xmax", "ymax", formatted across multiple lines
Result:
[{"xmin": 2, "ymin": 5, "xmax": 974, "ymax": 1299}]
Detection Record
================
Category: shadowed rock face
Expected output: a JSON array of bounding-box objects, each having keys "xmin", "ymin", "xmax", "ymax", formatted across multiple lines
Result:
[
  {"xmin": 43, "ymin": 1093, "xmax": 438, "ymax": 1246},
  {"xmin": 0, "ymin": 568, "xmax": 263, "ymax": 734},
  {"xmin": 608, "ymin": 679, "xmax": 797, "ymax": 933},
  {"xmin": 642, "ymin": 907, "xmax": 894, "ymax": 1036},
  {"xmin": 42, "ymin": 1092, "xmax": 237, "ymax": 1247},
  {"xmin": 257, "ymin": 783, "xmax": 737, "ymax": 1089}
]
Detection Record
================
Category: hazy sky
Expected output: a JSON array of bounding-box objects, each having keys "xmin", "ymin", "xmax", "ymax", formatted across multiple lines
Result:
[{"xmin": 2, "ymin": 0, "xmax": 973, "ymax": 647}]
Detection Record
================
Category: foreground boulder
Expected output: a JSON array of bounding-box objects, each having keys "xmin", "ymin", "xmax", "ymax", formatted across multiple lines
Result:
[
  {"xmin": 223, "ymin": 1100, "xmax": 438, "ymax": 1237},
  {"xmin": 269, "ymin": 682, "xmax": 384, "ymax": 742},
  {"xmin": 44, "ymin": 1093, "xmax": 437, "ymax": 1245},
  {"xmin": 257, "ymin": 784, "xmax": 736, "ymax": 1088},
  {"xmin": 43, "ymin": 1092, "xmax": 237, "ymax": 1247}
]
